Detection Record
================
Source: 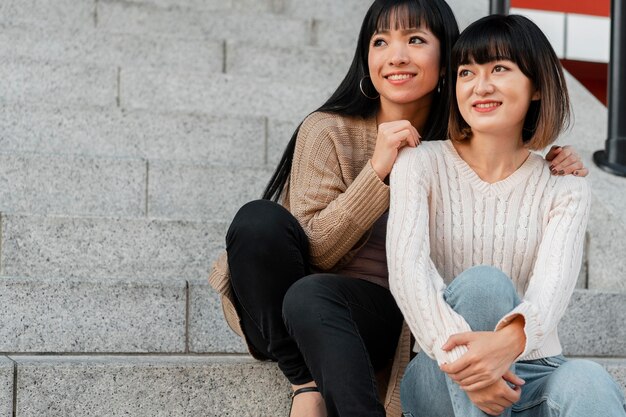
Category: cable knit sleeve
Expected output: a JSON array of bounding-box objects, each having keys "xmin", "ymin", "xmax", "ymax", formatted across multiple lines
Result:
[
  {"xmin": 495, "ymin": 176, "xmax": 591, "ymax": 359},
  {"xmin": 289, "ymin": 113, "xmax": 389, "ymax": 271},
  {"xmin": 387, "ymin": 146, "xmax": 472, "ymax": 365}
]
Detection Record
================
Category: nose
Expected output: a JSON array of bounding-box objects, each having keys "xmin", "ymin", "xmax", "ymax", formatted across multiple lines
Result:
[
  {"xmin": 389, "ymin": 43, "xmax": 409, "ymax": 66},
  {"xmin": 474, "ymin": 73, "xmax": 495, "ymax": 95}
]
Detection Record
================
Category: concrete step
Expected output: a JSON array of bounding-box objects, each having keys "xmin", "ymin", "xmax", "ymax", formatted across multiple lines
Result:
[
  {"xmin": 0, "ymin": 276, "xmax": 244, "ymax": 354},
  {"xmin": 97, "ymin": 1, "xmax": 313, "ymax": 47},
  {"xmin": 1, "ymin": 262, "xmax": 624, "ymax": 356},
  {"xmin": 0, "ymin": 215, "xmax": 226, "ymax": 281},
  {"xmin": 226, "ymin": 42, "xmax": 352, "ymax": 85},
  {"xmin": 11, "ymin": 355, "xmax": 290, "ymax": 417},
  {"xmin": 121, "ymin": 70, "xmax": 334, "ymax": 121},
  {"xmin": 100, "ymin": 0, "xmax": 273, "ymax": 14},
  {"xmin": 0, "ymin": 152, "xmax": 145, "ymax": 217},
  {"xmin": 0, "ymin": 358, "xmax": 12, "ymax": 417},
  {"xmin": 0, "ymin": 151, "xmax": 269, "ymax": 219},
  {"xmin": 0, "ymin": 24, "xmax": 223, "ymax": 72},
  {"xmin": 148, "ymin": 162, "xmax": 272, "ymax": 221},
  {"xmin": 0, "ymin": 59, "xmax": 117, "ymax": 108},
  {"xmin": 0, "ymin": 276, "xmax": 186, "ymax": 353},
  {"xmin": 6, "ymin": 355, "xmax": 626, "ymax": 416},
  {"xmin": 0, "ymin": 0, "xmax": 94, "ymax": 30},
  {"xmin": 0, "ymin": 105, "xmax": 267, "ymax": 165}
]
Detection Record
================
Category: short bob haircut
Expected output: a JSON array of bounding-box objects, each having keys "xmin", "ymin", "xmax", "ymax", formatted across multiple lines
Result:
[
  {"xmin": 263, "ymin": 0, "xmax": 459, "ymax": 201},
  {"xmin": 448, "ymin": 14, "xmax": 570, "ymax": 151}
]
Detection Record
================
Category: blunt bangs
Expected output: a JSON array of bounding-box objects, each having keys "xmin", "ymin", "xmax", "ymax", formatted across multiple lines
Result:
[{"xmin": 452, "ymin": 15, "xmax": 535, "ymax": 81}]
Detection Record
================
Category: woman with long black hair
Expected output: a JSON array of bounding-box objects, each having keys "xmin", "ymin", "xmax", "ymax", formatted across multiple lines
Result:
[{"xmin": 209, "ymin": 2, "xmax": 586, "ymax": 416}]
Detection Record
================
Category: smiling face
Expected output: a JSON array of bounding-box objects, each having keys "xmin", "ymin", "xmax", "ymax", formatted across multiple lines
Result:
[
  {"xmin": 455, "ymin": 60, "xmax": 540, "ymax": 139},
  {"xmin": 367, "ymin": 25, "xmax": 441, "ymax": 113}
]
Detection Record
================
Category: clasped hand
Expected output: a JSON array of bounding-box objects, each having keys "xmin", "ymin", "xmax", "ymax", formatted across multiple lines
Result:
[{"xmin": 439, "ymin": 328, "xmax": 526, "ymax": 416}]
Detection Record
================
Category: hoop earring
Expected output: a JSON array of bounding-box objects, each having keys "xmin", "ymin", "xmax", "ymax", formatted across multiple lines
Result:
[
  {"xmin": 437, "ymin": 77, "xmax": 445, "ymax": 94},
  {"xmin": 359, "ymin": 76, "xmax": 379, "ymax": 100}
]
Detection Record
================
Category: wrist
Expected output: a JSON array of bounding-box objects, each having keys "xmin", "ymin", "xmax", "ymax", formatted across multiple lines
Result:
[
  {"xmin": 370, "ymin": 159, "xmax": 388, "ymax": 180},
  {"xmin": 498, "ymin": 316, "xmax": 526, "ymax": 357}
]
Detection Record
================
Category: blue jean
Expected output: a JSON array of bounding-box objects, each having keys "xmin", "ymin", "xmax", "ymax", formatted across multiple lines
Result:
[{"xmin": 400, "ymin": 266, "xmax": 626, "ymax": 417}]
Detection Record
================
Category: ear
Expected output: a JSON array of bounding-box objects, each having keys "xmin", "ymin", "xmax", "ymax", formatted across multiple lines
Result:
[{"xmin": 531, "ymin": 89, "xmax": 541, "ymax": 101}]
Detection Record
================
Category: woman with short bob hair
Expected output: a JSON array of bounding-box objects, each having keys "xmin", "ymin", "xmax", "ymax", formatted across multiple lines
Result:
[
  {"xmin": 388, "ymin": 14, "xmax": 626, "ymax": 417},
  {"xmin": 209, "ymin": 2, "xmax": 588, "ymax": 416},
  {"xmin": 447, "ymin": 13, "xmax": 570, "ymax": 150}
]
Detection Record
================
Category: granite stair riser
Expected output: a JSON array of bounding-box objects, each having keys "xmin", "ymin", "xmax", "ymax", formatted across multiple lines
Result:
[
  {"xmin": 0, "ymin": 154, "xmax": 271, "ymax": 218},
  {"xmin": 0, "ymin": 153, "xmax": 146, "ymax": 217},
  {"xmin": 0, "ymin": 107, "xmax": 268, "ymax": 165},
  {"xmin": 0, "ymin": 60, "xmax": 117, "ymax": 108},
  {"xmin": 97, "ymin": 2, "xmax": 313, "ymax": 47},
  {"xmin": 0, "ymin": 277, "xmax": 187, "ymax": 353},
  {"xmin": 0, "ymin": 0, "xmax": 95, "ymax": 29},
  {"xmin": 99, "ymin": 0, "xmax": 274, "ymax": 14},
  {"xmin": 148, "ymin": 163, "xmax": 273, "ymax": 221},
  {"xmin": 226, "ymin": 43, "xmax": 353, "ymax": 84},
  {"xmin": 0, "ymin": 215, "xmax": 228, "ymax": 281},
  {"xmin": 0, "ymin": 27, "xmax": 224, "ymax": 73},
  {"xmin": 0, "ymin": 276, "xmax": 622, "ymax": 356},
  {"xmin": 1, "ymin": 26, "xmax": 356, "ymax": 84},
  {"xmin": 0, "ymin": 358, "xmax": 13, "ymax": 417},
  {"xmin": 560, "ymin": 74, "xmax": 626, "ymax": 291},
  {"xmin": 12, "ymin": 356, "xmax": 291, "ymax": 417},
  {"xmin": 6, "ymin": 356, "xmax": 626, "ymax": 417},
  {"xmin": 121, "ymin": 71, "xmax": 335, "ymax": 121}
]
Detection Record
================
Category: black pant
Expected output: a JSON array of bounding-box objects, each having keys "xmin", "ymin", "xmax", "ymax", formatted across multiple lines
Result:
[{"xmin": 226, "ymin": 200, "xmax": 403, "ymax": 417}]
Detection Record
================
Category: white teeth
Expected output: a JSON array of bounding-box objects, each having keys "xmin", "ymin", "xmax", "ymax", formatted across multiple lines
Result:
[
  {"xmin": 387, "ymin": 74, "xmax": 413, "ymax": 81},
  {"xmin": 475, "ymin": 102, "xmax": 500, "ymax": 108}
]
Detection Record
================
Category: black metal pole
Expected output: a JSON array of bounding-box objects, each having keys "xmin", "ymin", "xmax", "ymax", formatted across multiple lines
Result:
[
  {"xmin": 490, "ymin": 0, "xmax": 510, "ymax": 15},
  {"xmin": 594, "ymin": 0, "xmax": 626, "ymax": 177}
]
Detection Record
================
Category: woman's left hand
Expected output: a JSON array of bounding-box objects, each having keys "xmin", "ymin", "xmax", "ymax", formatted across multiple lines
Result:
[
  {"xmin": 439, "ymin": 326, "xmax": 525, "ymax": 392},
  {"xmin": 545, "ymin": 145, "xmax": 589, "ymax": 177}
]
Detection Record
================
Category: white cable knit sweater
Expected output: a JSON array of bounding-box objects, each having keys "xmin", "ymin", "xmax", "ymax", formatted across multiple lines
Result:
[{"xmin": 387, "ymin": 140, "xmax": 591, "ymax": 365}]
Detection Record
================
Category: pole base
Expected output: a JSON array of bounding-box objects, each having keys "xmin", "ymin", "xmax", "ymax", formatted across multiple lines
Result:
[{"xmin": 593, "ymin": 150, "xmax": 626, "ymax": 177}]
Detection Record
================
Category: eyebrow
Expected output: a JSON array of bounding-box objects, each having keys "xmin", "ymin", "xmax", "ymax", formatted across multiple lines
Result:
[{"xmin": 374, "ymin": 28, "xmax": 430, "ymax": 36}]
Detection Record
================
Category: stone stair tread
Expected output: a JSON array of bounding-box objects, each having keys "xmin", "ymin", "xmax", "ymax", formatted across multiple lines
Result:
[
  {"xmin": 0, "ymin": 105, "xmax": 268, "ymax": 165},
  {"xmin": 0, "ymin": 214, "xmax": 228, "ymax": 281},
  {"xmin": 148, "ymin": 162, "xmax": 272, "ymax": 221},
  {"xmin": 0, "ymin": 0, "xmax": 94, "ymax": 30},
  {"xmin": 7, "ymin": 354, "xmax": 626, "ymax": 417},
  {"xmin": 0, "ymin": 58, "xmax": 117, "ymax": 108},
  {"xmin": 226, "ymin": 41, "xmax": 352, "ymax": 84},
  {"xmin": 97, "ymin": 2, "xmax": 312, "ymax": 47},
  {"xmin": 0, "ymin": 358, "xmax": 13, "ymax": 417},
  {"xmin": 11, "ymin": 355, "xmax": 289, "ymax": 417},
  {"xmin": 0, "ymin": 152, "xmax": 145, "ymax": 217},
  {"xmin": 0, "ymin": 276, "xmax": 243, "ymax": 354},
  {"xmin": 121, "ymin": 70, "xmax": 335, "ymax": 121},
  {"xmin": 0, "ymin": 24, "xmax": 223, "ymax": 72},
  {"xmin": 0, "ymin": 268, "xmax": 624, "ymax": 357},
  {"xmin": 0, "ymin": 152, "xmax": 271, "ymax": 219},
  {"xmin": 0, "ymin": 276, "xmax": 186, "ymax": 353}
]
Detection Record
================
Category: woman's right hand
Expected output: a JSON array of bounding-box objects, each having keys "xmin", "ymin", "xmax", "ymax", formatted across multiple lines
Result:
[
  {"xmin": 465, "ymin": 371, "xmax": 522, "ymax": 416},
  {"xmin": 371, "ymin": 120, "xmax": 421, "ymax": 180}
]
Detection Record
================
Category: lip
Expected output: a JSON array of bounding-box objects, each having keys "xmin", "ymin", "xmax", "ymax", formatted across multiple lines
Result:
[
  {"xmin": 384, "ymin": 72, "xmax": 416, "ymax": 85},
  {"xmin": 472, "ymin": 100, "xmax": 502, "ymax": 113}
]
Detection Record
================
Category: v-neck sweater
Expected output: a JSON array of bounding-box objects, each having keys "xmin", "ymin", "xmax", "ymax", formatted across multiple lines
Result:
[{"xmin": 387, "ymin": 140, "xmax": 591, "ymax": 365}]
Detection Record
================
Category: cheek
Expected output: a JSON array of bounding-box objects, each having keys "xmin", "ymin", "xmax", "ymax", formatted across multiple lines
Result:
[
  {"xmin": 456, "ymin": 84, "xmax": 473, "ymax": 120},
  {"xmin": 422, "ymin": 51, "xmax": 442, "ymax": 85}
]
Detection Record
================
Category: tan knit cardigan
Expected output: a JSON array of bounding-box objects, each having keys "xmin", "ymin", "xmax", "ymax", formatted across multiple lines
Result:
[{"xmin": 209, "ymin": 111, "xmax": 411, "ymax": 417}]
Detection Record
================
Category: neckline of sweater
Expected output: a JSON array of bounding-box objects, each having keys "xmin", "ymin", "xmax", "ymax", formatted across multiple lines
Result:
[{"xmin": 441, "ymin": 140, "xmax": 543, "ymax": 197}]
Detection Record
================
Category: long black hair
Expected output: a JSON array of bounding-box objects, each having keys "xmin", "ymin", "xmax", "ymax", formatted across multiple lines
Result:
[{"xmin": 263, "ymin": 0, "xmax": 460, "ymax": 201}]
